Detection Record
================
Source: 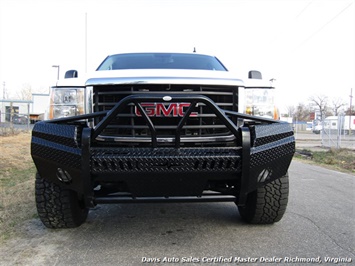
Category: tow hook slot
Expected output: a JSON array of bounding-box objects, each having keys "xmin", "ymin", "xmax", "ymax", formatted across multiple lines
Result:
[
  {"xmin": 56, "ymin": 168, "xmax": 72, "ymax": 183},
  {"xmin": 257, "ymin": 168, "xmax": 272, "ymax": 183}
]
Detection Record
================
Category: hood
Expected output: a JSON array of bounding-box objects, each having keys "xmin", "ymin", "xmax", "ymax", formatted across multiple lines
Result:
[
  {"xmin": 54, "ymin": 69, "xmax": 274, "ymax": 88},
  {"xmin": 84, "ymin": 69, "xmax": 244, "ymax": 87}
]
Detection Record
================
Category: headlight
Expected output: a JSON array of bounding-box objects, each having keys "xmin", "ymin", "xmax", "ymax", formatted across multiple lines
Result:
[
  {"xmin": 49, "ymin": 87, "xmax": 85, "ymax": 119},
  {"xmin": 244, "ymin": 88, "xmax": 279, "ymax": 119}
]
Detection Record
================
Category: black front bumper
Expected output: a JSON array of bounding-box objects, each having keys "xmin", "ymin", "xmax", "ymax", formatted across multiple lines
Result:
[{"xmin": 31, "ymin": 95, "xmax": 295, "ymax": 207}]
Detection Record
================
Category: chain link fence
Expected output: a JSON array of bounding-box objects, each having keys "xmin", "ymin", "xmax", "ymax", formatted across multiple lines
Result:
[
  {"xmin": 0, "ymin": 101, "xmax": 33, "ymax": 135},
  {"xmin": 317, "ymin": 115, "xmax": 355, "ymax": 149}
]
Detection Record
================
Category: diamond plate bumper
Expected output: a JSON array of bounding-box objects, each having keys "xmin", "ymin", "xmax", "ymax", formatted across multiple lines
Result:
[{"xmin": 31, "ymin": 94, "xmax": 295, "ymax": 207}]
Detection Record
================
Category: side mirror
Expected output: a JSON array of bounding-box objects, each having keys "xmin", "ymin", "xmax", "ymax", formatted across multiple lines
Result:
[
  {"xmin": 65, "ymin": 70, "xmax": 78, "ymax": 79},
  {"xmin": 248, "ymin": 70, "xmax": 262, "ymax": 79}
]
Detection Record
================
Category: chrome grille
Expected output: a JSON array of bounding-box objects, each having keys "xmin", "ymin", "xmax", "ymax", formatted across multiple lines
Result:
[{"xmin": 93, "ymin": 84, "xmax": 238, "ymax": 144}]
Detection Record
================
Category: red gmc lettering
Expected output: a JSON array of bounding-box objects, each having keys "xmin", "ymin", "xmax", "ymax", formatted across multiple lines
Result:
[
  {"xmin": 135, "ymin": 103, "xmax": 155, "ymax": 117},
  {"xmin": 178, "ymin": 103, "xmax": 196, "ymax": 117},
  {"xmin": 156, "ymin": 103, "xmax": 178, "ymax": 117},
  {"xmin": 135, "ymin": 103, "xmax": 198, "ymax": 117}
]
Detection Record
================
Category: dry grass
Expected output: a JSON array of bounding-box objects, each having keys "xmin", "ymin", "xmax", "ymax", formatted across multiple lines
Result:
[
  {"xmin": 295, "ymin": 148, "xmax": 355, "ymax": 173},
  {"xmin": 0, "ymin": 132, "xmax": 36, "ymax": 242},
  {"xmin": 0, "ymin": 132, "xmax": 33, "ymax": 170},
  {"xmin": 312, "ymin": 148, "xmax": 355, "ymax": 173}
]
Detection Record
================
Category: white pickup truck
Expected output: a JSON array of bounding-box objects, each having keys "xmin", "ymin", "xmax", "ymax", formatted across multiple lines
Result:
[{"xmin": 31, "ymin": 52, "xmax": 295, "ymax": 228}]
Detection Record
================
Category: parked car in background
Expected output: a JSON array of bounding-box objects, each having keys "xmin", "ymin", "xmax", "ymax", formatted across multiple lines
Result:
[{"xmin": 13, "ymin": 115, "xmax": 29, "ymax": 124}]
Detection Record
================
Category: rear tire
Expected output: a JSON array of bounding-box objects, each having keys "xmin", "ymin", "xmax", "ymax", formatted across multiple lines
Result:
[
  {"xmin": 238, "ymin": 174, "xmax": 289, "ymax": 224},
  {"xmin": 35, "ymin": 172, "xmax": 88, "ymax": 228}
]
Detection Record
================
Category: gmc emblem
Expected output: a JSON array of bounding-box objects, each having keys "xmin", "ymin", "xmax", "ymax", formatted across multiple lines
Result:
[{"xmin": 135, "ymin": 103, "xmax": 198, "ymax": 117}]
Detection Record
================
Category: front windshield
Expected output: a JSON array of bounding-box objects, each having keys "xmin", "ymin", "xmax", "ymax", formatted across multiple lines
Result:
[{"xmin": 97, "ymin": 53, "xmax": 227, "ymax": 71}]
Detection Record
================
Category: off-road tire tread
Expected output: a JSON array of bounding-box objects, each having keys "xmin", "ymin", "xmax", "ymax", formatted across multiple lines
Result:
[
  {"xmin": 35, "ymin": 173, "xmax": 88, "ymax": 228},
  {"xmin": 238, "ymin": 174, "xmax": 289, "ymax": 224}
]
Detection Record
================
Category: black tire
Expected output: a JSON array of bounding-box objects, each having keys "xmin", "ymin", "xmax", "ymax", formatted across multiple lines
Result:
[
  {"xmin": 35, "ymin": 172, "xmax": 89, "ymax": 228},
  {"xmin": 238, "ymin": 174, "xmax": 289, "ymax": 224}
]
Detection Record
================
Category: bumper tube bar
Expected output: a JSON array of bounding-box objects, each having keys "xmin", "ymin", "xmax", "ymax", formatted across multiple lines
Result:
[
  {"xmin": 46, "ymin": 94, "xmax": 284, "ymax": 147},
  {"xmin": 95, "ymin": 195, "xmax": 237, "ymax": 204}
]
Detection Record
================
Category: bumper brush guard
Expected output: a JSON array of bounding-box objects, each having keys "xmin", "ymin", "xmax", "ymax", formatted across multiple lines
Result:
[{"xmin": 31, "ymin": 94, "xmax": 295, "ymax": 207}]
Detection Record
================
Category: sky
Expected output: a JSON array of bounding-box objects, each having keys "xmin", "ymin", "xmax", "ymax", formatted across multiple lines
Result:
[{"xmin": 0, "ymin": 0, "xmax": 354, "ymax": 113}]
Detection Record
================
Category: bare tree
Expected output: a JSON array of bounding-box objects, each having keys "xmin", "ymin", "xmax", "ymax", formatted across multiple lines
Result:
[
  {"xmin": 294, "ymin": 103, "xmax": 311, "ymax": 121},
  {"xmin": 285, "ymin": 105, "xmax": 296, "ymax": 117},
  {"xmin": 16, "ymin": 83, "xmax": 32, "ymax": 100},
  {"xmin": 345, "ymin": 106, "xmax": 355, "ymax": 116},
  {"xmin": 309, "ymin": 94, "xmax": 328, "ymax": 120},
  {"xmin": 331, "ymin": 98, "xmax": 346, "ymax": 116}
]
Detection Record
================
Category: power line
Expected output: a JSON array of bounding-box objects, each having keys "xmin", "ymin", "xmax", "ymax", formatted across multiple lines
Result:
[
  {"xmin": 294, "ymin": 0, "xmax": 313, "ymax": 20},
  {"xmin": 271, "ymin": 1, "xmax": 313, "ymax": 43},
  {"xmin": 297, "ymin": 2, "xmax": 353, "ymax": 48}
]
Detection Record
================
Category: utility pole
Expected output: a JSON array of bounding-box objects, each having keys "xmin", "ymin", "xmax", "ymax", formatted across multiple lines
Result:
[
  {"xmin": 85, "ymin": 12, "xmax": 88, "ymax": 73},
  {"xmin": 349, "ymin": 88, "xmax": 353, "ymax": 135},
  {"xmin": 1, "ymin": 82, "xmax": 5, "ymax": 123},
  {"xmin": 52, "ymin": 65, "xmax": 60, "ymax": 80},
  {"xmin": 2, "ymin": 81, "xmax": 5, "ymax": 99}
]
